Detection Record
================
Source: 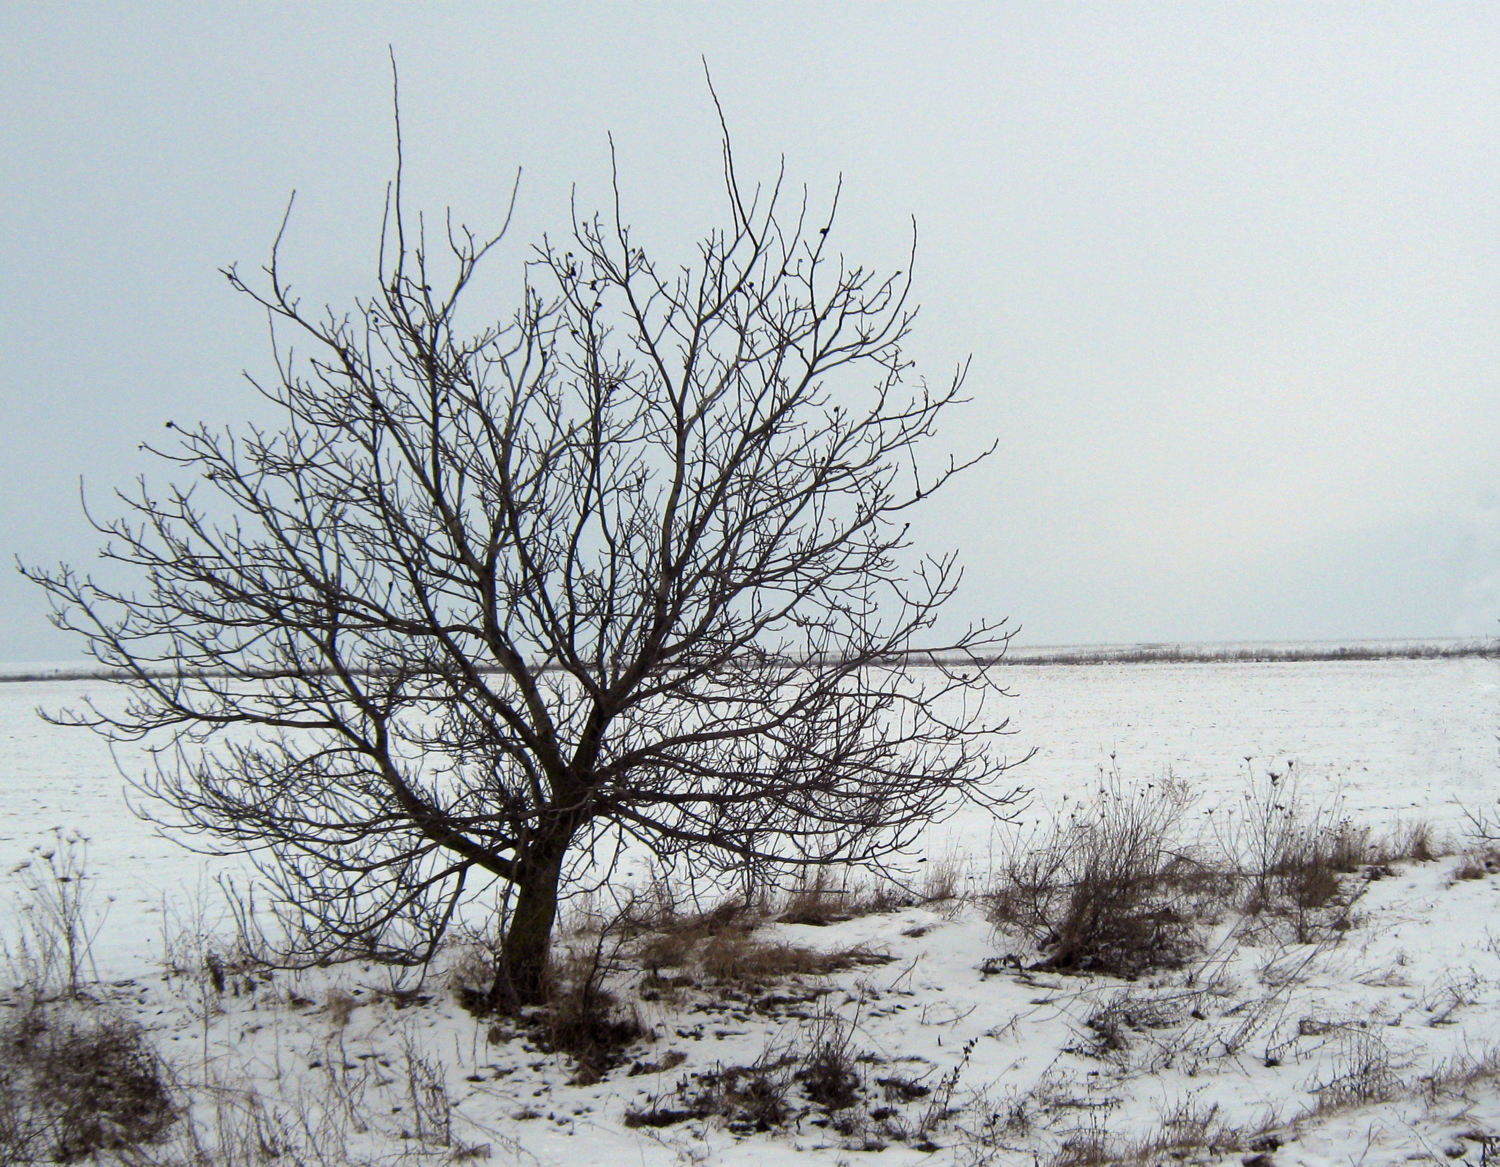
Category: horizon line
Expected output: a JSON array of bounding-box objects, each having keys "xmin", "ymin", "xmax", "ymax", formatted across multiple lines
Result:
[{"xmin": 0, "ymin": 634, "xmax": 1493, "ymax": 683}]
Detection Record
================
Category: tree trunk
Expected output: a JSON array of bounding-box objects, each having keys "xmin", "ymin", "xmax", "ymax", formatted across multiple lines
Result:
[{"xmin": 490, "ymin": 843, "xmax": 567, "ymax": 1010}]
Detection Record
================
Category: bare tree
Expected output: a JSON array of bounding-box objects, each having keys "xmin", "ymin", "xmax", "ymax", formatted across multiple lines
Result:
[{"xmin": 25, "ymin": 111, "xmax": 1025, "ymax": 1008}]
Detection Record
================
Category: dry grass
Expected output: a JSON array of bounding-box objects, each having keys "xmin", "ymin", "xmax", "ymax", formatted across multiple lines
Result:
[
  {"xmin": 625, "ymin": 1007, "xmax": 872, "ymax": 1136},
  {"xmin": 3, "ymin": 830, "xmax": 108, "ymax": 1000},
  {"xmin": 796, "ymin": 1007, "xmax": 862, "ymax": 1112},
  {"xmin": 988, "ymin": 774, "xmax": 1210, "ymax": 978},
  {"xmin": 536, "ymin": 939, "xmax": 645, "ymax": 1085},
  {"xmin": 1242, "ymin": 816, "xmax": 1369, "ymax": 937},
  {"xmin": 777, "ymin": 870, "xmax": 915, "ymax": 926},
  {"xmin": 625, "ymin": 1048, "xmax": 797, "ymax": 1133},
  {"xmin": 1305, "ymin": 1028, "xmax": 1401, "ymax": 1113},
  {"xmin": 1382, "ymin": 819, "xmax": 1441, "ymax": 864},
  {"xmin": 445, "ymin": 928, "xmax": 505, "ymax": 1013},
  {"xmin": 700, "ymin": 930, "xmax": 888, "ymax": 984},
  {"xmin": 633, "ymin": 900, "xmax": 756, "ymax": 976},
  {"xmin": 0, "ymin": 999, "xmax": 178, "ymax": 1163},
  {"xmin": 1216, "ymin": 772, "xmax": 1385, "ymax": 943},
  {"xmin": 918, "ymin": 853, "xmax": 970, "ymax": 916},
  {"xmin": 1042, "ymin": 1102, "xmax": 1254, "ymax": 1167},
  {"xmin": 778, "ymin": 873, "xmax": 858, "ymax": 926},
  {"xmin": 629, "ymin": 894, "xmax": 891, "ymax": 993},
  {"xmin": 443, "ymin": 922, "xmax": 644, "ymax": 1084},
  {"xmin": 987, "ymin": 767, "xmax": 1419, "ymax": 979},
  {"xmin": 1450, "ymin": 848, "xmax": 1500, "ymax": 883},
  {"xmin": 322, "ymin": 986, "xmax": 358, "ymax": 1028}
]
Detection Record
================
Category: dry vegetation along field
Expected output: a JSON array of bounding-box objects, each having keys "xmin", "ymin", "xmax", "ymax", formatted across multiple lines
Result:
[{"xmin": 0, "ymin": 656, "xmax": 1497, "ymax": 1166}]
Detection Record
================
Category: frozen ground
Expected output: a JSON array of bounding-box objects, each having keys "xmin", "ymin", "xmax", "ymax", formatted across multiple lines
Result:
[{"xmin": 1, "ymin": 655, "xmax": 1498, "ymax": 1165}]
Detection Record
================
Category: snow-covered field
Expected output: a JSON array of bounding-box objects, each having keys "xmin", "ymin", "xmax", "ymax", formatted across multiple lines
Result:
[{"xmin": 2, "ymin": 656, "xmax": 1498, "ymax": 1165}]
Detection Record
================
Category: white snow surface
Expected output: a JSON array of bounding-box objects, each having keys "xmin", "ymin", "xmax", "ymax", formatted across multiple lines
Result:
[{"xmin": 2, "ymin": 656, "xmax": 1499, "ymax": 1165}]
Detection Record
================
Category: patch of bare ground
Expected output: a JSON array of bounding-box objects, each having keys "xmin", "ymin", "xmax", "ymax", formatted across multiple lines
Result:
[{"xmin": 624, "ymin": 1005, "xmax": 950, "ymax": 1152}]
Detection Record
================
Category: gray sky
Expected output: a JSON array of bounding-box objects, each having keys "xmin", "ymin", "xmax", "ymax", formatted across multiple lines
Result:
[{"xmin": 4, "ymin": 3, "xmax": 1500, "ymax": 662}]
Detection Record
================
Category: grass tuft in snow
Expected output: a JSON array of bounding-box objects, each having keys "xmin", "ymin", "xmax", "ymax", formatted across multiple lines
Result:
[
  {"xmin": 987, "ymin": 770, "xmax": 1212, "ymax": 977},
  {"xmin": 0, "ymin": 999, "xmax": 178, "ymax": 1163}
]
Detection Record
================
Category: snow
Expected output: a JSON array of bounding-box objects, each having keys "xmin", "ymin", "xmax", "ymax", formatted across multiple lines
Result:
[
  {"xmin": 2, "ymin": 655, "xmax": 1499, "ymax": 1165},
  {"xmin": 994, "ymin": 657, "xmax": 1498, "ymax": 831}
]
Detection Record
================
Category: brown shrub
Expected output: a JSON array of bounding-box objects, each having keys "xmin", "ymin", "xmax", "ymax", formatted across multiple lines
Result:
[
  {"xmin": 989, "ymin": 775, "xmax": 1207, "ymax": 978},
  {"xmin": 538, "ymin": 943, "xmax": 644, "ymax": 1085},
  {"xmin": 0, "ymin": 1002, "xmax": 177, "ymax": 1163},
  {"xmin": 1451, "ymin": 850, "xmax": 1500, "ymax": 882},
  {"xmin": 629, "ymin": 893, "xmax": 890, "ymax": 990},
  {"xmin": 1215, "ymin": 767, "xmax": 1381, "ymax": 941}
]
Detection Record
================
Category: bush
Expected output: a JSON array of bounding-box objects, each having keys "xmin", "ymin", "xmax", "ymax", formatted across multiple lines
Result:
[
  {"xmin": 447, "ymin": 917, "xmax": 643, "ymax": 1085},
  {"xmin": 0, "ymin": 1001, "xmax": 177, "ymax": 1163},
  {"xmin": 988, "ymin": 773, "xmax": 1207, "ymax": 978},
  {"xmin": 796, "ymin": 1009, "xmax": 861, "ymax": 1112},
  {"xmin": 1215, "ymin": 766, "xmax": 1372, "ymax": 940},
  {"xmin": 541, "ymin": 970, "xmax": 644, "ymax": 1086}
]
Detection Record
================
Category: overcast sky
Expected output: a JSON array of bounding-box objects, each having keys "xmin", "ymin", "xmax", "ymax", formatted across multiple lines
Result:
[{"xmin": 3, "ymin": 3, "xmax": 1499, "ymax": 662}]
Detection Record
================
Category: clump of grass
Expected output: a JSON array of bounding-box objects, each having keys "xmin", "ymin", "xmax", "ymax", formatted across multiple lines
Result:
[
  {"xmin": 988, "ymin": 771, "xmax": 1207, "ymax": 978},
  {"xmin": 1212, "ymin": 764, "xmax": 1379, "ymax": 941},
  {"xmin": 446, "ymin": 918, "xmax": 643, "ymax": 1084},
  {"xmin": 633, "ymin": 899, "xmax": 757, "ymax": 980},
  {"xmin": 537, "ymin": 937, "xmax": 644, "ymax": 1085},
  {"xmin": 0, "ymin": 831, "xmax": 178, "ymax": 1161},
  {"xmin": 699, "ymin": 931, "xmax": 888, "ymax": 984},
  {"xmin": 779, "ymin": 872, "xmax": 855, "ymax": 926},
  {"xmin": 1254, "ymin": 816, "xmax": 1367, "ymax": 915},
  {"xmin": 4, "ymin": 829, "xmax": 109, "ymax": 999},
  {"xmin": 445, "ymin": 927, "xmax": 505, "ymax": 1013},
  {"xmin": 1450, "ymin": 803, "xmax": 1500, "ymax": 881},
  {"xmin": 986, "ymin": 761, "xmax": 1441, "ymax": 981},
  {"xmin": 1309, "ymin": 1028, "xmax": 1399, "ymax": 1111},
  {"xmin": 777, "ymin": 870, "xmax": 915, "ymax": 926},
  {"xmin": 918, "ymin": 853, "xmax": 966, "ymax": 908},
  {"xmin": 1041, "ymin": 1100, "xmax": 1249, "ymax": 1167},
  {"xmin": 0, "ymin": 1001, "xmax": 177, "ymax": 1163},
  {"xmin": 1050, "ymin": 1129, "xmax": 1111, "ymax": 1167},
  {"xmin": 322, "ymin": 987, "xmax": 359, "ymax": 1028},
  {"xmin": 1383, "ymin": 818, "xmax": 1440, "ymax": 863},
  {"xmin": 797, "ymin": 1008, "xmax": 861, "ymax": 1112},
  {"xmin": 1452, "ymin": 850, "xmax": 1500, "ymax": 882},
  {"xmin": 627, "ymin": 1008, "xmax": 877, "ymax": 1134},
  {"xmin": 629, "ymin": 894, "xmax": 890, "ymax": 993}
]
